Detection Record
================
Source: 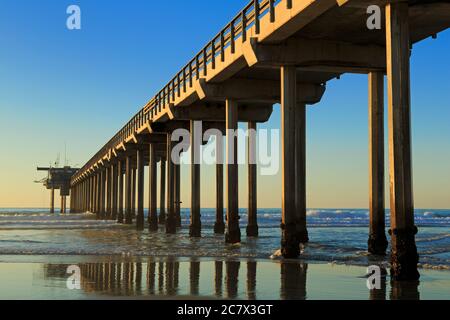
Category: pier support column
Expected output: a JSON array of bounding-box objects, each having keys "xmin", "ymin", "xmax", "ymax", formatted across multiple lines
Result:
[
  {"xmin": 368, "ymin": 71, "xmax": 388, "ymax": 255},
  {"xmin": 190, "ymin": 120, "xmax": 201, "ymax": 237},
  {"xmin": 82, "ymin": 182, "xmax": 85, "ymax": 213},
  {"xmin": 50, "ymin": 187, "xmax": 55, "ymax": 214},
  {"xmin": 106, "ymin": 166, "xmax": 112, "ymax": 218},
  {"xmin": 125, "ymin": 156, "xmax": 133, "ymax": 224},
  {"xmin": 159, "ymin": 158, "xmax": 167, "ymax": 224},
  {"xmin": 136, "ymin": 148, "xmax": 145, "ymax": 231},
  {"xmin": 132, "ymin": 167, "xmax": 137, "ymax": 217},
  {"xmin": 79, "ymin": 184, "xmax": 82, "ymax": 213},
  {"xmin": 166, "ymin": 133, "xmax": 177, "ymax": 234},
  {"xmin": 87, "ymin": 179, "xmax": 90, "ymax": 214},
  {"xmin": 111, "ymin": 164, "xmax": 118, "ymax": 220},
  {"xmin": 386, "ymin": 2, "xmax": 419, "ymax": 281},
  {"xmin": 91, "ymin": 176, "xmax": 95, "ymax": 213},
  {"xmin": 76, "ymin": 184, "xmax": 80, "ymax": 213},
  {"xmin": 117, "ymin": 161, "xmax": 124, "ymax": 223},
  {"xmin": 295, "ymin": 103, "xmax": 309, "ymax": 244},
  {"xmin": 84, "ymin": 180, "xmax": 88, "ymax": 212},
  {"xmin": 90, "ymin": 180, "xmax": 93, "ymax": 213},
  {"xmin": 247, "ymin": 122, "xmax": 258, "ymax": 237},
  {"xmin": 215, "ymin": 135, "xmax": 225, "ymax": 234},
  {"xmin": 281, "ymin": 66, "xmax": 299, "ymax": 258},
  {"xmin": 175, "ymin": 163, "xmax": 181, "ymax": 227},
  {"xmin": 225, "ymin": 99, "xmax": 241, "ymax": 244},
  {"xmin": 88, "ymin": 177, "xmax": 92, "ymax": 212},
  {"xmin": 60, "ymin": 195, "xmax": 65, "ymax": 214},
  {"xmin": 69, "ymin": 187, "xmax": 73, "ymax": 213},
  {"xmin": 100, "ymin": 169, "xmax": 106, "ymax": 219},
  {"xmin": 148, "ymin": 144, "xmax": 158, "ymax": 231},
  {"xmin": 96, "ymin": 172, "xmax": 101, "ymax": 218}
]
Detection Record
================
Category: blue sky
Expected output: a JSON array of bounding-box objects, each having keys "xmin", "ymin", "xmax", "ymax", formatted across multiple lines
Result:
[{"xmin": 0, "ymin": 0, "xmax": 449, "ymax": 208}]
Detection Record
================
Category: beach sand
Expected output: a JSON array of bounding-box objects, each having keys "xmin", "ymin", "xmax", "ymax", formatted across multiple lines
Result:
[{"xmin": 0, "ymin": 255, "xmax": 449, "ymax": 300}]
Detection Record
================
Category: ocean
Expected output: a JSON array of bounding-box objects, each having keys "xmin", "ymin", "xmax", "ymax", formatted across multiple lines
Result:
[{"xmin": 0, "ymin": 208, "xmax": 449, "ymax": 270}]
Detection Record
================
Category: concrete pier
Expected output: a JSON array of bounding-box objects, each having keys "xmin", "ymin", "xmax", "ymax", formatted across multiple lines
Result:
[
  {"xmin": 148, "ymin": 144, "xmax": 158, "ymax": 231},
  {"xmin": 295, "ymin": 103, "xmax": 309, "ymax": 244},
  {"xmin": 190, "ymin": 120, "xmax": 201, "ymax": 237},
  {"xmin": 132, "ymin": 167, "xmax": 137, "ymax": 217},
  {"xmin": 60, "ymin": 195, "xmax": 66, "ymax": 214},
  {"xmin": 166, "ymin": 133, "xmax": 177, "ymax": 234},
  {"xmin": 50, "ymin": 188, "xmax": 55, "ymax": 214},
  {"xmin": 136, "ymin": 148, "xmax": 145, "ymax": 230},
  {"xmin": 385, "ymin": 2, "xmax": 419, "ymax": 280},
  {"xmin": 117, "ymin": 160, "xmax": 124, "ymax": 223},
  {"xmin": 175, "ymin": 163, "xmax": 182, "ymax": 227},
  {"xmin": 125, "ymin": 156, "xmax": 133, "ymax": 224},
  {"xmin": 111, "ymin": 164, "xmax": 118, "ymax": 220},
  {"xmin": 100, "ymin": 169, "xmax": 106, "ymax": 219},
  {"xmin": 246, "ymin": 121, "xmax": 258, "ymax": 237},
  {"xmin": 159, "ymin": 159, "xmax": 166, "ymax": 224},
  {"xmin": 70, "ymin": 0, "xmax": 448, "ymax": 281},
  {"xmin": 106, "ymin": 165, "xmax": 112, "ymax": 218},
  {"xmin": 96, "ymin": 173, "xmax": 101, "ymax": 217},
  {"xmin": 368, "ymin": 71, "xmax": 388, "ymax": 255},
  {"xmin": 225, "ymin": 99, "xmax": 240, "ymax": 244},
  {"xmin": 214, "ymin": 136, "xmax": 225, "ymax": 234},
  {"xmin": 280, "ymin": 66, "xmax": 299, "ymax": 258}
]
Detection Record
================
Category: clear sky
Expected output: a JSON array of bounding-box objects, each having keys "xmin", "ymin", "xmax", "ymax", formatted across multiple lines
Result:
[{"xmin": 0, "ymin": 0, "xmax": 449, "ymax": 209}]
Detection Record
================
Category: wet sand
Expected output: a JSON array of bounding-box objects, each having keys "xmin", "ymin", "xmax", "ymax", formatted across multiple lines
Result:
[{"xmin": 0, "ymin": 255, "xmax": 449, "ymax": 300}]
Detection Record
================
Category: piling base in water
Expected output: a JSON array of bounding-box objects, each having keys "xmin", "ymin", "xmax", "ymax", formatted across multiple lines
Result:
[
  {"xmin": 189, "ymin": 224, "xmax": 201, "ymax": 238},
  {"xmin": 136, "ymin": 219, "xmax": 144, "ymax": 231},
  {"xmin": 246, "ymin": 225, "xmax": 259, "ymax": 237},
  {"xmin": 225, "ymin": 228, "xmax": 241, "ymax": 244},
  {"xmin": 390, "ymin": 227, "xmax": 420, "ymax": 281},
  {"xmin": 368, "ymin": 233, "xmax": 388, "ymax": 255},
  {"xmin": 214, "ymin": 222, "xmax": 225, "ymax": 234},
  {"xmin": 281, "ymin": 223, "xmax": 300, "ymax": 258},
  {"xmin": 297, "ymin": 227, "xmax": 309, "ymax": 244},
  {"xmin": 148, "ymin": 216, "xmax": 158, "ymax": 232},
  {"xmin": 166, "ymin": 215, "xmax": 177, "ymax": 234}
]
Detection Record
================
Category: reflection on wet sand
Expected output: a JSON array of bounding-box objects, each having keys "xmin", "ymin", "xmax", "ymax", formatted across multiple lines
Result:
[
  {"xmin": 43, "ymin": 259, "xmax": 422, "ymax": 300},
  {"xmin": 77, "ymin": 259, "xmax": 303, "ymax": 299},
  {"xmin": 280, "ymin": 262, "xmax": 307, "ymax": 300}
]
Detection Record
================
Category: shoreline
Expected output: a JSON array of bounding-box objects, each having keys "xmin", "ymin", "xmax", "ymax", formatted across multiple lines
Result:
[
  {"xmin": 0, "ymin": 252, "xmax": 449, "ymax": 272},
  {"xmin": 0, "ymin": 254, "xmax": 449, "ymax": 300}
]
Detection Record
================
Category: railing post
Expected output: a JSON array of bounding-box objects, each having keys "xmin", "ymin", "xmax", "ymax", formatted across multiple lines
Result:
[
  {"xmin": 254, "ymin": 0, "xmax": 260, "ymax": 34},
  {"xmin": 269, "ymin": 0, "xmax": 275, "ymax": 23},
  {"xmin": 211, "ymin": 40, "xmax": 216, "ymax": 70},
  {"xmin": 241, "ymin": 11, "xmax": 247, "ymax": 43},
  {"xmin": 230, "ymin": 21, "xmax": 236, "ymax": 54},
  {"xmin": 203, "ymin": 48, "xmax": 208, "ymax": 76},
  {"xmin": 220, "ymin": 31, "xmax": 225, "ymax": 62},
  {"xmin": 195, "ymin": 56, "xmax": 200, "ymax": 80}
]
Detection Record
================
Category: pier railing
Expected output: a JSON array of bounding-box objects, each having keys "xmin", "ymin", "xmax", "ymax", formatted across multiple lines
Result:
[{"xmin": 73, "ymin": 0, "xmax": 285, "ymax": 182}]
